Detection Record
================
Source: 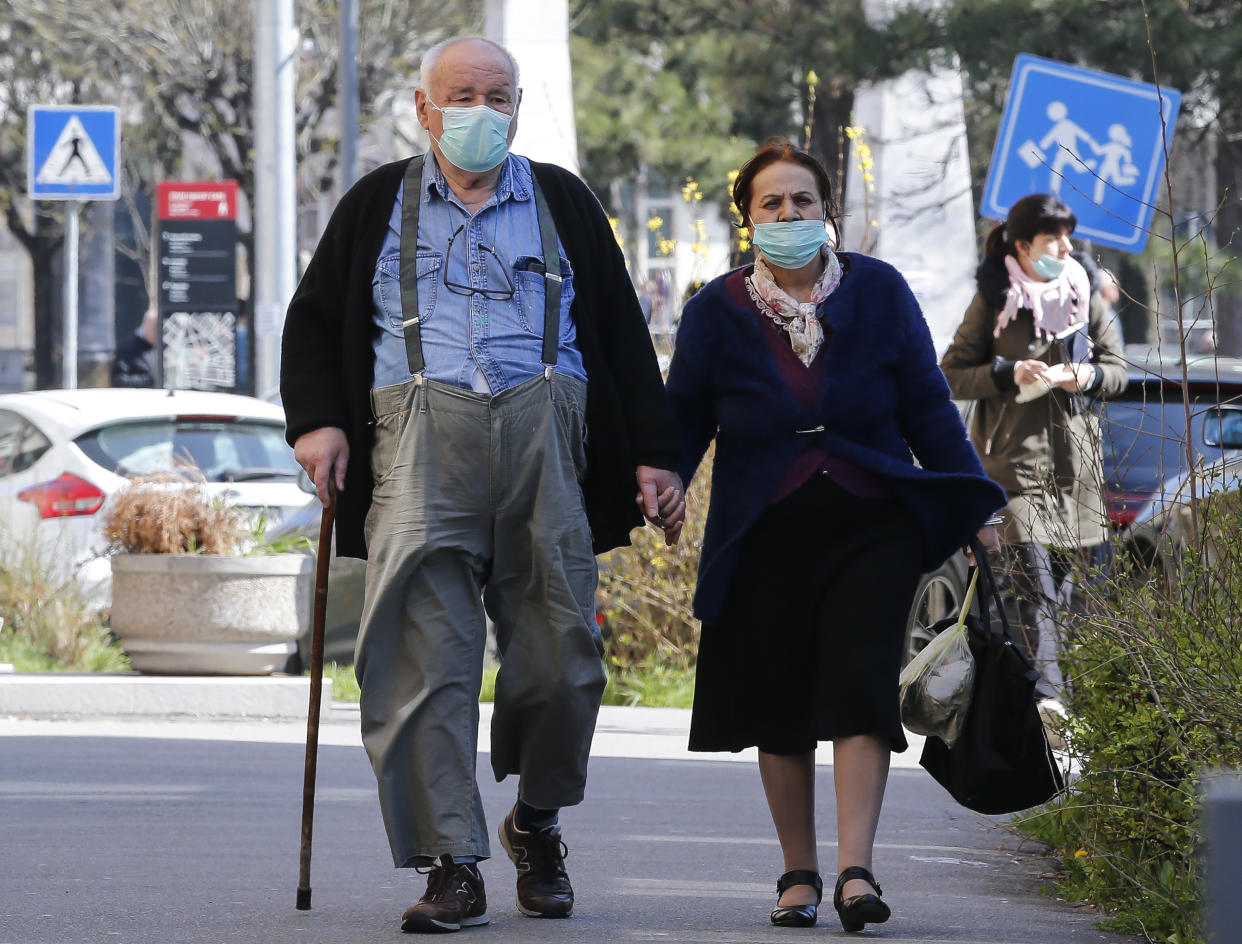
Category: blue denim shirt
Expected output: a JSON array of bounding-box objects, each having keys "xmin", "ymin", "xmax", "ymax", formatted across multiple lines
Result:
[{"xmin": 370, "ymin": 154, "xmax": 586, "ymax": 392}]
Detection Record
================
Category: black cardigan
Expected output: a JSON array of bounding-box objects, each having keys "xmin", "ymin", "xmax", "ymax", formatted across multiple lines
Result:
[{"xmin": 280, "ymin": 156, "xmax": 680, "ymax": 558}]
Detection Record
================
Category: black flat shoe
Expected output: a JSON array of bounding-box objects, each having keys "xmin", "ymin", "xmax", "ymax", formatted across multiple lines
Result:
[
  {"xmin": 833, "ymin": 866, "xmax": 890, "ymax": 933},
  {"xmin": 770, "ymin": 868, "xmax": 822, "ymax": 928}
]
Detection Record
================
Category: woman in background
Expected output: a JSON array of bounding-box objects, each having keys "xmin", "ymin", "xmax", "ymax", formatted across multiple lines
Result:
[{"xmin": 940, "ymin": 193, "xmax": 1126, "ymax": 715}]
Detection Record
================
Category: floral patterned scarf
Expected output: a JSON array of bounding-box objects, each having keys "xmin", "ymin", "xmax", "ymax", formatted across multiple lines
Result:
[{"xmin": 746, "ymin": 246, "xmax": 843, "ymax": 366}]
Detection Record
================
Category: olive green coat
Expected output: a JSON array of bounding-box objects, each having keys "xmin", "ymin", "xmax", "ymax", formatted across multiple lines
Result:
[{"xmin": 940, "ymin": 260, "xmax": 1127, "ymax": 548}]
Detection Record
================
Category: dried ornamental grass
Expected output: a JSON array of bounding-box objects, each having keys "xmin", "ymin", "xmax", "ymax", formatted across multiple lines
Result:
[
  {"xmin": 101, "ymin": 474, "xmax": 247, "ymax": 555},
  {"xmin": 595, "ymin": 443, "xmax": 709, "ymax": 674},
  {"xmin": 0, "ymin": 538, "xmax": 130, "ymax": 671}
]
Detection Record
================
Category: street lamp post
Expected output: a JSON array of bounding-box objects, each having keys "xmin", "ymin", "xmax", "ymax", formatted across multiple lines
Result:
[
  {"xmin": 252, "ymin": 0, "xmax": 297, "ymax": 400},
  {"xmin": 339, "ymin": 0, "xmax": 359, "ymax": 193}
]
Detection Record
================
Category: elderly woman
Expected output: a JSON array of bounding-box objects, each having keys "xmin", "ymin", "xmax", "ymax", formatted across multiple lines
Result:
[
  {"xmin": 940, "ymin": 193, "xmax": 1127, "ymax": 714},
  {"xmin": 665, "ymin": 139, "xmax": 1005, "ymax": 933}
]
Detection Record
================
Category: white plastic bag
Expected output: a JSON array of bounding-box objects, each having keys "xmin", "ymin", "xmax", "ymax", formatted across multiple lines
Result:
[{"xmin": 898, "ymin": 570, "xmax": 978, "ymax": 748}]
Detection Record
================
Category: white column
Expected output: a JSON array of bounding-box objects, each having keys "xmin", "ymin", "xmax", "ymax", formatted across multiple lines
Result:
[
  {"xmin": 842, "ymin": 0, "xmax": 978, "ymax": 356},
  {"xmin": 485, "ymin": 0, "xmax": 579, "ymax": 173}
]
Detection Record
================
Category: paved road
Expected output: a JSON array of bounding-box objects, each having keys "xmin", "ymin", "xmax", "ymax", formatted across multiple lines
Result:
[{"xmin": 0, "ymin": 707, "xmax": 1133, "ymax": 943}]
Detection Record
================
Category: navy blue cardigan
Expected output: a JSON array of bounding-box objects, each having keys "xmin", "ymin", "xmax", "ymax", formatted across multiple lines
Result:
[{"xmin": 666, "ymin": 256, "xmax": 1007, "ymax": 624}]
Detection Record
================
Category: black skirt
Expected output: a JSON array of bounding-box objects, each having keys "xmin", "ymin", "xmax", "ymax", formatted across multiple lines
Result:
[{"xmin": 689, "ymin": 473, "xmax": 923, "ymax": 755}]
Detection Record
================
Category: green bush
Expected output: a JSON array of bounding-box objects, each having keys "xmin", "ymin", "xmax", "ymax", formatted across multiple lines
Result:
[
  {"xmin": 317, "ymin": 661, "xmax": 361, "ymax": 702},
  {"xmin": 602, "ymin": 663, "xmax": 695, "ymax": 708},
  {"xmin": 1016, "ymin": 490, "xmax": 1242, "ymax": 943}
]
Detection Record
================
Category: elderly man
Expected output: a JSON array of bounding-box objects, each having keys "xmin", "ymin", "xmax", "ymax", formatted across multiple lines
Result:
[{"xmin": 280, "ymin": 35, "xmax": 684, "ymax": 934}]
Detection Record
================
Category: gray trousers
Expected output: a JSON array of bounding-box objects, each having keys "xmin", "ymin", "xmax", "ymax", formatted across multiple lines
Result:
[
  {"xmin": 1001, "ymin": 542, "xmax": 1081, "ymax": 701},
  {"xmin": 357, "ymin": 372, "xmax": 605, "ymax": 868}
]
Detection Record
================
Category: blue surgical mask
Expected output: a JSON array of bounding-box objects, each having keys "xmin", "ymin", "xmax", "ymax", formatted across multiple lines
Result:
[
  {"xmin": 428, "ymin": 98, "xmax": 513, "ymax": 172},
  {"xmin": 1032, "ymin": 253, "xmax": 1068, "ymax": 280},
  {"xmin": 751, "ymin": 220, "xmax": 828, "ymax": 269}
]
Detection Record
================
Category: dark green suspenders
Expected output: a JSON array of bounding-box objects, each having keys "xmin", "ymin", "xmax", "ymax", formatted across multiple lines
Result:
[
  {"xmin": 398, "ymin": 154, "xmax": 562, "ymax": 376},
  {"xmin": 533, "ymin": 184, "xmax": 563, "ymax": 368}
]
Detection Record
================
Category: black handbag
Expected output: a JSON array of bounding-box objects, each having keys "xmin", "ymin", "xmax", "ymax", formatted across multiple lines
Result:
[{"xmin": 918, "ymin": 540, "xmax": 1066, "ymax": 815}]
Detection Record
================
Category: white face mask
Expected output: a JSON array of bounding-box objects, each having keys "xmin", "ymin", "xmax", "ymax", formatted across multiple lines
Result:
[
  {"xmin": 427, "ymin": 98, "xmax": 514, "ymax": 172},
  {"xmin": 1031, "ymin": 252, "xmax": 1068, "ymax": 280},
  {"xmin": 750, "ymin": 220, "xmax": 828, "ymax": 268}
]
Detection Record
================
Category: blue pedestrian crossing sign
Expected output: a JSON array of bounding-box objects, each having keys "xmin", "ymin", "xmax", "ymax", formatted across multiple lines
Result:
[
  {"xmin": 27, "ymin": 105, "xmax": 121, "ymax": 201},
  {"xmin": 981, "ymin": 55, "xmax": 1180, "ymax": 252}
]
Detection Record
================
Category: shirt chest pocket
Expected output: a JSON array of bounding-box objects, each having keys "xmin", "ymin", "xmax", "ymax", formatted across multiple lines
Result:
[
  {"xmin": 513, "ymin": 255, "xmax": 575, "ymax": 337},
  {"xmin": 373, "ymin": 251, "xmax": 443, "ymax": 330}
]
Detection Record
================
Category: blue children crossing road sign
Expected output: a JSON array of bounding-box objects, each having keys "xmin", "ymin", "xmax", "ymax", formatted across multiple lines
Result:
[
  {"xmin": 981, "ymin": 55, "xmax": 1180, "ymax": 253},
  {"xmin": 27, "ymin": 105, "xmax": 121, "ymax": 201}
]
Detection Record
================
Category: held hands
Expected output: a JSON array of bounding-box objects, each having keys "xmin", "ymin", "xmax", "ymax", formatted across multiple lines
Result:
[
  {"xmin": 294, "ymin": 427, "xmax": 349, "ymax": 506},
  {"xmin": 635, "ymin": 466, "xmax": 686, "ymax": 547}
]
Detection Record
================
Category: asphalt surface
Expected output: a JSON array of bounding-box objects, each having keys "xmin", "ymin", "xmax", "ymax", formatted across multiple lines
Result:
[{"xmin": 0, "ymin": 706, "xmax": 1136, "ymax": 944}]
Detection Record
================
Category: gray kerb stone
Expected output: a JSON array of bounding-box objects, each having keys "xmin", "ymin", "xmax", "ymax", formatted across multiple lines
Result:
[{"xmin": 0, "ymin": 674, "xmax": 331, "ymax": 720}]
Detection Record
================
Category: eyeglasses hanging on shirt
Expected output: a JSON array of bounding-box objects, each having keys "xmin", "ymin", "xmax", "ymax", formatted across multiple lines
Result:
[{"xmin": 442, "ymin": 222, "xmax": 516, "ymax": 301}]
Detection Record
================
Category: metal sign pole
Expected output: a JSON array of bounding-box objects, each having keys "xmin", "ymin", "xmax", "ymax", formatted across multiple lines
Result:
[
  {"xmin": 339, "ymin": 0, "xmax": 359, "ymax": 193},
  {"xmin": 27, "ymin": 105, "xmax": 120, "ymax": 391},
  {"xmin": 252, "ymin": 0, "xmax": 296, "ymax": 400},
  {"xmin": 63, "ymin": 201, "xmax": 80, "ymax": 389}
]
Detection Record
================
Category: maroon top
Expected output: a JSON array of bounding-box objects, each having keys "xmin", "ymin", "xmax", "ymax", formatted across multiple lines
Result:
[{"xmin": 725, "ymin": 268, "xmax": 890, "ymax": 504}]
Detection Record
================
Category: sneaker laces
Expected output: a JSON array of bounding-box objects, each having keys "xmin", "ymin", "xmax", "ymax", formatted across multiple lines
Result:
[
  {"xmin": 416, "ymin": 857, "xmax": 455, "ymax": 903},
  {"xmin": 527, "ymin": 826, "xmax": 570, "ymax": 879}
]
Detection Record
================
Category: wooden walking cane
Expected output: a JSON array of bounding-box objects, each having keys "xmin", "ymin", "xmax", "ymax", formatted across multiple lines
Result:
[{"xmin": 296, "ymin": 485, "xmax": 336, "ymax": 911}]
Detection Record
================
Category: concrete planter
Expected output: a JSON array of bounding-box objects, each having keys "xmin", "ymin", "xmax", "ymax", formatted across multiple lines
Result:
[{"xmin": 110, "ymin": 553, "xmax": 313, "ymax": 675}]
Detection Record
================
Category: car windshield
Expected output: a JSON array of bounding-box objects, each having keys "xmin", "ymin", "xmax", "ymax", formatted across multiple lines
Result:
[
  {"xmin": 75, "ymin": 419, "xmax": 300, "ymax": 482},
  {"xmin": 1100, "ymin": 391, "xmax": 1235, "ymax": 495}
]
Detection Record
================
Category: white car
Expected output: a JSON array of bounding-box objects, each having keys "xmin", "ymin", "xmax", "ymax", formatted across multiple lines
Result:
[{"xmin": 0, "ymin": 387, "xmax": 307, "ymax": 607}]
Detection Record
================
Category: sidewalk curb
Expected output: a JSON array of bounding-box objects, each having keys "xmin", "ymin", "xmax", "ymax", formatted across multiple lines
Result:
[{"xmin": 0, "ymin": 673, "xmax": 331, "ymax": 721}]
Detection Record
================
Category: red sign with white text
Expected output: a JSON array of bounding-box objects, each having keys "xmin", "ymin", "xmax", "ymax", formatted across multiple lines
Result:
[{"xmin": 157, "ymin": 180, "xmax": 238, "ymax": 220}]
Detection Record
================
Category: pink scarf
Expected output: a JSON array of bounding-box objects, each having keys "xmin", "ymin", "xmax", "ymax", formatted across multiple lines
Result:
[
  {"xmin": 746, "ymin": 246, "xmax": 843, "ymax": 366},
  {"xmin": 995, "ymin": 254, "xmax": 1091, "ymax": 342}
]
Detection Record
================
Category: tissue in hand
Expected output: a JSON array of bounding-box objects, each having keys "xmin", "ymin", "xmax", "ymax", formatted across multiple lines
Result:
[{"xmin": 1015, "ymin": 363, "xmax": 1076, "ymax": 403}]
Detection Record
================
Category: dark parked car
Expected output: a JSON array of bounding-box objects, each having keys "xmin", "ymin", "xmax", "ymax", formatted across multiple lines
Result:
[
  {"xmin": 904, "ymin": 553, "xmax": 973, "ymax": 664},
  {"xmin": 1099, "ymin": 347, "xmax": 1242, "ymax": 530},
  {"xmin": 1122, "ymin": 413, "xmax": 1242, "ymax": 571}
]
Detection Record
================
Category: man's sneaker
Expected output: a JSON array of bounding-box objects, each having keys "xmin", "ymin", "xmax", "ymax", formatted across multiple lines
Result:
[
  {"xmin": 498, "ymin": 805, "xmax": 574, "ymax": 918},
  {"xmin": 400, "ymin": 855, "xmax": 489, "ymax": 934}
]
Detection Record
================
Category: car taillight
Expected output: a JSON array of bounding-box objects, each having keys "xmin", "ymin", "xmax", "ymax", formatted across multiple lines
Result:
[
  {"xmin": 17, "ymin": 473, "xmax": 107, "ymax": 518},
  {"xmin": 1106, "ymin": 492, "xmax": 1149, "ymax": 528}
]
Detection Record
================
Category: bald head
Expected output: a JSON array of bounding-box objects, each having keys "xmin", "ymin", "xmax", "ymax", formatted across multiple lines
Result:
[{"xmin": 419, "ymin": 36, "xmax": 520, "ymax": 93}]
